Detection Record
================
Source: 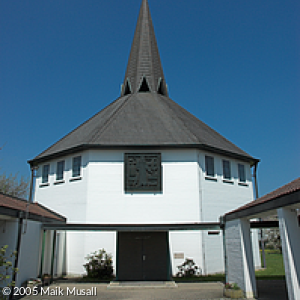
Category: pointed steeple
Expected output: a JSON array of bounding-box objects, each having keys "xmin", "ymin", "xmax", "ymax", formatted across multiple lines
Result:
[{"xmin": 121, "ymin": 0, "xmax": 168, "ymax": 96}]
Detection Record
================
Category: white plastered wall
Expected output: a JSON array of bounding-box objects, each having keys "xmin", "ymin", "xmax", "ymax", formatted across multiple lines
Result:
[
  {"xmin": 16, "ymin": 220, "xmax": 42, "ymax": 287},
  {"xmin": 86, "ymin": 149, "xmax": 202, "ymax": 276},
  {"xmin": 34, "ymin": 149, "xmax": 203, "ymax": 275},
  {"xmin": 33, "ymin": 148, "xmax": 260, "ymax": 276},
  {"xmin": 0, "ymin": 217, "xmax": 44, "ymax": 288},
  {"xmin": 198, "ymin": 150, "xmax": 261, "ymax": 273}
]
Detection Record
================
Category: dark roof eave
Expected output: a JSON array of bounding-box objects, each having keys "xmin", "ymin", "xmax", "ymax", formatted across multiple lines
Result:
[
  {"xmin": 43, "ymin": 222, "xmax": 221, "ymax": 231},
  {"xmin": 28, "ymin": 143, "xmax": 259, "ymax": 166},
  {"xmin": 224, "ymin": 189, "xmax": 300, "ymax": 221},
  {"xmin": 0, "ymin": 206, "xmax": 66, "ymax": 224}
]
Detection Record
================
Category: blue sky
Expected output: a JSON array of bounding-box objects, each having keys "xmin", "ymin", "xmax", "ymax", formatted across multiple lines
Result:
[{"xmin": 1, "ymin": 0, "xmax": 299, "ymax": 198}]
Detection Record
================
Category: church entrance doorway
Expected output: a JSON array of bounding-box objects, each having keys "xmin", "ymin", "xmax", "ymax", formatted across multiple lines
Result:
[{"xmin": 117, "ymin": 231, "xmax": 169, "ymax": 281}]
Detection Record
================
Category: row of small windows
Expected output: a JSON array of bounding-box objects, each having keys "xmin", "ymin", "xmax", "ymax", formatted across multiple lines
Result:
[
  {"xmin": 40, "ymin": 154, "xmax": 246, "ymax": 186},
  {"xmin": 41, "ymin": 156, "xmax": 81, "ymax": 184},
  {"xmin": 205, "ymin": 155, "xmax": 246, "ymax": 183}
]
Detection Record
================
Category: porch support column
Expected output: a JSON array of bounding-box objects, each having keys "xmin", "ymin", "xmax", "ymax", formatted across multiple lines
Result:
[
  {"xmin": 50, "ymin": 230, "xmax": 57, "ymax": 282},
  {"xmin": 277, "ymin": 207, "xmax": 300, "ymax": 300},
  {"xmin": 225, "ymin": 218, "xmax": 257, "ymax": 298},
  {"xmin": 39, "ymin": 230, "xmax": 46, "ymax": 277}
]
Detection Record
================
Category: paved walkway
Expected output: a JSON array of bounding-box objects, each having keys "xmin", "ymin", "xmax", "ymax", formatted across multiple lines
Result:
[
  {"xmin": 256, "ymin": 280, "xmax": 288, "ymax": 300},
  {"xmin": 19, "ymin": 280, "xmax": 288, "ymax": 300}
]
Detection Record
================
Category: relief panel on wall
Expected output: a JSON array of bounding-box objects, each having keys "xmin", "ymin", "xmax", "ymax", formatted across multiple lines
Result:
[{"xmin": 124, "ymin": 153, "xmax": 162, "ymax": 192}]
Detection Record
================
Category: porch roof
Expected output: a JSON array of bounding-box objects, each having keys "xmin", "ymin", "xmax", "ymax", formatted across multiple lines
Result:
[{"xmin": 224, "ymin": 177, "xmax": 300, "ymax": 221}]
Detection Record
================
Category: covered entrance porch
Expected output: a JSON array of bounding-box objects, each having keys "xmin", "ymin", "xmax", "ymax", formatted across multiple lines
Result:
[
  {"xmin": 42, "ymin": 222, "xmax": 221, "ymax": 282},
  {"xmin": 223, "ymin": 178, "xmax": 300, "ymax": 299}
]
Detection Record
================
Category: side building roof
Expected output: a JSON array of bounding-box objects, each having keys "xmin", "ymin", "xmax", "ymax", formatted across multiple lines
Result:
[{"xmin": 0, "ymin": 192, "xmax": 66, "ymax": 223}]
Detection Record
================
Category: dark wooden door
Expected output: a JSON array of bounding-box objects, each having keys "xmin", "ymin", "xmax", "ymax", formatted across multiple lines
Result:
[{"xmin": 117, "ymin": 232, "xmax": 169, "ymax": 281}]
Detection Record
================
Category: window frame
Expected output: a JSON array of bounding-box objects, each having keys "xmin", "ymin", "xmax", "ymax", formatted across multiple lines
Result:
[
  {"xmin": 42, "ymin": 164, "xmax": 50, "ymax": 184},
  {"xmin": 222, "ymin": 159, "xmax": 231, "ymax": 181},
  {"xmin": 56, "ymin": 160, "xmax": 65, "ymax": 181},
  {"xmin": 238, "ymin": 163, "xmax": 246, "ymax": 183},
  {"xmin": 72, "ymin": 156, "xmax": 82, "ymax": 178},
  {"xmin": 205, "ymin": 155, "xmax": 215, "ymax": 179}
]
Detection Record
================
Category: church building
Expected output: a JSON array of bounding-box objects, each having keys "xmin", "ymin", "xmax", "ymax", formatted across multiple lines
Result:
[{"xmin": 29, "ymin": 0, "xmax": 261, "ymax": 280}]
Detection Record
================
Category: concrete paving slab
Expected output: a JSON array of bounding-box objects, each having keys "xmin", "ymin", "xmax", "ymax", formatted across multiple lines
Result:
[
  {"xmin": 20, "ymin": 282, "xmax": 231, "ymax": 300},
  {"xmin": 18, "ymin": 280, "xmax": 288, "ymax": 300},
  {"xmin": 108, "ymin": 281, "xmax": 178, "ymax": 288}
]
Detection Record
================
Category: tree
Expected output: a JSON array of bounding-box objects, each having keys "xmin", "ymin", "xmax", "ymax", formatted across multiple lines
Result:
[
  {"xmin": 0, "ymin": 173, "xmax": 29, "ymax": 198},
  {"xmin": 0, "ymin": 145, "xmax": 29, "ymax": 198},
  {"xmin": 264, "ymin": 228, "xmax": 282, "ymax": 253},
  {"xmin": 262, "ymin": 215, "xmax": 282, "ymax": 253}
]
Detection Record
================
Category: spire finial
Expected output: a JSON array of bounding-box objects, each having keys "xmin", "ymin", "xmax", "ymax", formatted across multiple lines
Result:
[{"xmin": 121, "ymin": 0, "xmax": 168, "ymax": 96}]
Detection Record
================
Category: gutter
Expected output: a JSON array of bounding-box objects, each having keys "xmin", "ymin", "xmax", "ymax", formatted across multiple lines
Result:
[{"xmin": 28, "ymin": 144, "xmax": 260, "ymax": 167}]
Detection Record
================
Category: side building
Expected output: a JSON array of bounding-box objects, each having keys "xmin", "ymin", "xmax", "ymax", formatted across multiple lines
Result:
[
  {"xmin": 0, "ymin": 193, "xmax": 66, "ymax": 287},
  {"xmin": 29, "ymin": 0, "xmax": 261, "ymax": 279}
]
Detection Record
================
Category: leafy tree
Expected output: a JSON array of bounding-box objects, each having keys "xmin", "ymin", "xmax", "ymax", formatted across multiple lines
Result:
[
  {"xmin": 0, "ymin": 145, "xmax": 29, "ymax": 198},
  {"xmin": 0, "ymin": 173, "xmax": 29, "ymax": 198},
  {"xmin": 261, "ymin": 215, "xmax": 282, "ymax": 253},
  {"xmin": 264, "ymin": 228, "xmax": 282, "ymax": 253}
]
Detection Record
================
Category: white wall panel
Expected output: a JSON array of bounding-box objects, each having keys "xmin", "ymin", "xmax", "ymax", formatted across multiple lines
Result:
[
  {"xmin": 169, "ymin": 231, "xmax": 202, "ymax": 276},
  {"xmin": 16, "ymin": 221, "xmax": 42, "ymax": 287}
]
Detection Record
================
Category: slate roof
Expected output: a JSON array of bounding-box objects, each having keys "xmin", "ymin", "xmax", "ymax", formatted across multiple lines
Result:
[
  {"xmin": 0, "ymin": 192, "xmax": 66, "ymax": 223},
  {"xmin": 29, "ymin": 0, "xmax": 258, "ymax": 166},
  {"xmin": 121, "ymin": 0, "xmax": 168, "ymax": 96}
]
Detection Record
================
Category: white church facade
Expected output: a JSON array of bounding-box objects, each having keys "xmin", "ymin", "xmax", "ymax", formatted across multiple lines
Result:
[{"xmin": 29, "ymin": 0, "xmax": 261, "ymax": 280}]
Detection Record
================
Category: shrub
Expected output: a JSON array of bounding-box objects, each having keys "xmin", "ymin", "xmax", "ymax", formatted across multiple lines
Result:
[
  {"xmin": 225, "ymin": 282, "xmax": 240, "ymax": 290},
  {"xmin": 83, "ymin": 249, "xmax": 113, "ymax": 279},
  {"xmin": 176, "ymin": 258, "xmax": 201, "ymax": 277},
  {"xmin": 0, "ymin": 245, "xmax": 18, "ymax": 300}
]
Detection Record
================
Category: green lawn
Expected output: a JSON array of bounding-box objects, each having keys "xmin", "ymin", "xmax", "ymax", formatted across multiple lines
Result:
[
  {"xmin": 72, "ymin": 250, "xmax": 285, "ymax": 283},
  {"xmin": 174, "ymin": 249, "xmax": 285, "ymax": 282},
  {"xmin": 255, "ymin": 249, "xmax": 285, "ymax": 279}
]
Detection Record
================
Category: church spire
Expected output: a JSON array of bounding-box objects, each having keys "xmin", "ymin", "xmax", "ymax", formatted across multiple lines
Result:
[{"xmin": 121, "ymin": 0, "xmax": 168, "ymax": 96}]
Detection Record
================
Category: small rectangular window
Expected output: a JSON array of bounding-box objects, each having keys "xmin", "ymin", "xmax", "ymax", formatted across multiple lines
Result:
[
  {"xmin": 42, "ymin": 164, "xmax": 50, "ymax": 183},
  {"xmin": 238, "ymin": 164, "xmax": 246, "ymax": 182},
  {"xmin": 222, "ymin": 160, "xmax": 231, "ymax": 180},
  {"xmin": 56, "ymin": 160, "xmax": 65, "ymax": 181},
  {"xmin": 72, "ymin": 156, "xmax": 81, "ymax": 177},
  {"xmin": 205, "ymin": 156, "xmax": 215, "ymax": 177}
]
